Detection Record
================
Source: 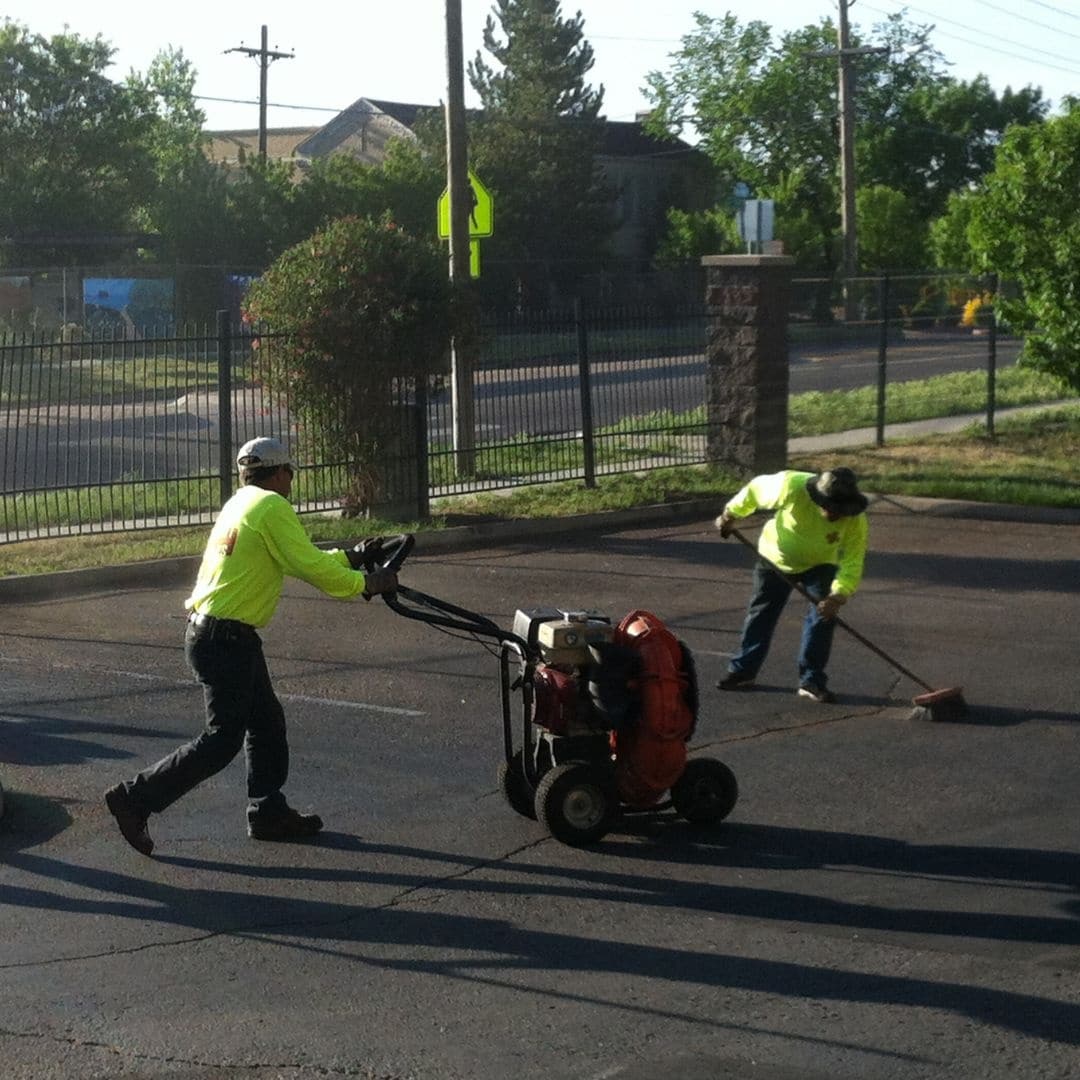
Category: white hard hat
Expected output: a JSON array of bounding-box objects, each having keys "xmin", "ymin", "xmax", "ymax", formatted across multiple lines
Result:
[{"xmin": 236, "ymin": 436, "xmax": 292, "ymax": 470}]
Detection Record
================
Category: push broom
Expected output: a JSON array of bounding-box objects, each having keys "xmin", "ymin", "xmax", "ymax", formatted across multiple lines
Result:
[{"xmin": 727, "ymin": 526, "xmax": 969, "ymax": 722}]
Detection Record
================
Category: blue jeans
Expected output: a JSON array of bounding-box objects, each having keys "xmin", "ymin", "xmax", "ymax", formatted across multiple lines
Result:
[
  {"xmin": 124, "ymin": 619, "xmax": 289, "ymax": 817},
  {"xmin": 728, "ymin": 559, "xmax": 838, "ymax": 688}
]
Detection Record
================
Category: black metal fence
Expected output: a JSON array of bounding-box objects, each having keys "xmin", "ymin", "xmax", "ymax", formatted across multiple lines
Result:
[{"xmin": 0, "ymin": 272, "xmax": 1027, "ymax": 546}]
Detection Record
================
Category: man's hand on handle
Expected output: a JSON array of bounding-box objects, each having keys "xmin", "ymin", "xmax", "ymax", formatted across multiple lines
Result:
[
  {"xmin": 361, "ymin": 567, "xmax": 398, "ymax": 600},
  {"xmin": 817, "ymin": 593, "xmax": 846, "ymax": 621},
  {"xmin": 715, "ymin": 511, "xmax": 736, "ymax": 539}
]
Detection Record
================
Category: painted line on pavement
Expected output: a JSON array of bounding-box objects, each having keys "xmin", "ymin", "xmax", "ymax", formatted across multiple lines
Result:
[{"xmin": 0, "ymin": 655, "xmax": 425, "ymax": 718}]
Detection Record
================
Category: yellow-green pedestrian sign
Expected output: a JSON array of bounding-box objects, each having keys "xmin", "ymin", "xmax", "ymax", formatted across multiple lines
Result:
[{"xmin": 437, "ymin": 171, "xmax": 494, "ymax": 239}]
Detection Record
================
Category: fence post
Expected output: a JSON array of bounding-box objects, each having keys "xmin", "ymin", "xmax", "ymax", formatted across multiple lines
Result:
[
  {"xmin": 575, "ymin": 297, "xmax": 597, "ymax": 489},
  {"xmin": 414, "ymin": 376, "xmax": 431, "ymax": 520},
  {"xmin": 216, "ymin": 310, "xmax": 233, "ymax": 505},
  {"xmin": 876, "ymin": 274, "xmax": 889, "ymax": 447},
  {"xmin": 986, "ymin": 273, "xmax": 998, "ymax": 440}
]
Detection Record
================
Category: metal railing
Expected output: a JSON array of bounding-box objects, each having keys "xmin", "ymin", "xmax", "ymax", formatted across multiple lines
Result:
[{"xmin": 1, "ymin": 273, "xmax": 1028, "ymax": 545}]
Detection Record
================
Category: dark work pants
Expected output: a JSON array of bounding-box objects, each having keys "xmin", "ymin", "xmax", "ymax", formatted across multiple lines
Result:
[
  {"xmin": 124, "ymin": 620, "xmax": 289, "ymax": 818},
  {"xmin": 728, "ymin": 559, "xmax": 838, "ymax": 688}
]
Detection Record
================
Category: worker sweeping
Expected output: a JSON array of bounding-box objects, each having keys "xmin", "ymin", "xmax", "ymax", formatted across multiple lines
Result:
[{"xmin": 715, "ymin": 467, "xmax": 869, "ymax": 703}]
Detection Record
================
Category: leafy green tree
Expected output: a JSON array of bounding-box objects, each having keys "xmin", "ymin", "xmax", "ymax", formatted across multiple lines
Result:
[
  {"xmin": 0, "ymin": 21, "xmax": 158, "ymax": 266},
  {"xmin": 243, "ymin": 215, "xmax": 457, "ymax": 510},
  {"xmin": 466, "ymin": 0, "xmax": 615, "ymax": 303},
  {"xmin": 653, "ymin": 206, "xmax": 739, "ymax": 267},
  {"xmin": 968, "ymin": 104, "xmax": 1080, "ymax": 389},
  {"xmin": 855, "ymin": 185, "xmax": 927, "ymax": 270},
  {"xmin": 292, "ymin": 140, "xmax": 443, "ymax": 242},
  {"xmin": 643, "ymin": 14, "xmax": 842, "ymax": 270},
  {"xmin": 643, "ymin": 11, "xmax": 1046, "ymax": 273},
  {"xmin": 136, "ymin": 45, "xmax": 237, "ymax": 320},
  {"xmin": 928, "ymin": 190, "xmax": 979, "ymax": 270},
  {"xmin": 862, "ymin": 74, "xmax": 1047, "ymax": 220}
]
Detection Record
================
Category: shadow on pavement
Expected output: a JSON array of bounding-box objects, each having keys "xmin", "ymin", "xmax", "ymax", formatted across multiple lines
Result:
[{"xmin": 5, "ymin": 821, "xmax": 1079, "ymax": 1047}]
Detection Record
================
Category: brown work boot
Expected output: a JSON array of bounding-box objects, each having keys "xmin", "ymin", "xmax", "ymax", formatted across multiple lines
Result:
[
  {"xmin": 104, "ymin": 784, "xmax": 154, "ymax": 856},
  {"xmin": 247, "ymin": 806, "xmax": 323, "ymax": 842}
]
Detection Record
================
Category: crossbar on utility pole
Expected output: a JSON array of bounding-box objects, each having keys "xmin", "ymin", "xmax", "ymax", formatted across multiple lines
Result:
[{"xmin": 225, "ymin": 26, "xmax": 295, "ymax": 162}]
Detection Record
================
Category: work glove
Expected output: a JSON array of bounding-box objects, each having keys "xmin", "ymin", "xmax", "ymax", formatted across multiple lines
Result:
[
  {"xmin": 346, "ymin": 536, "xmax": 387, "ymax": 571},
  {"xmin": 715, "ymin": 511, "xmax": 736, "ymax": 539},
  {"xmin": 817, "ymin": 593, "xmax": 847, "ymax": 621},
  {"xmin": 361, "ymin": 567, "xmax": 398, "ymax": 600}
]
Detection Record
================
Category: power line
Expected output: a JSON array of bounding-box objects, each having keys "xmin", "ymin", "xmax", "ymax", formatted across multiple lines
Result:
[
  {"xmin": 860, "ymin": 2, "xmax": 1080, "ymax": 76},
  {"xmin": 977, "ymin": 0, "xmax": 1080, "ymax": 42},
  {"xmin": 878, "ymin": 1, "xmax": 1080, "ymax": 68},
  {"xmin": 1028, "ymin": 0, "xmax": 1080, "ymax": 21}
]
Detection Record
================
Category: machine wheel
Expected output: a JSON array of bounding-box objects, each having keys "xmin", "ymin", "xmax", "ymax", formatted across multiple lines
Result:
[
  {"xmin": 671, "ymin": 757, "xmax": 739, "ymax": 824},
  {"xmin": 497, "ymin": 750, "xmax": 537, "ymax": 820},
  {"xmin": 535, "ymin": 762, "xmax": 617, "ymax": 846}
]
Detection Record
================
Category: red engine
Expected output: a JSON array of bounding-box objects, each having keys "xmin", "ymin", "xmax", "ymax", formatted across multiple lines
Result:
[{"xmin": 532, "ymin": 665, "xmax": 582, "ymax": 734}]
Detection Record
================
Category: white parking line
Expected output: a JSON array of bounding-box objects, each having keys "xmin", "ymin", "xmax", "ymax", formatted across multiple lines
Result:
[
  {"xmin": 0, "ymin": 656, "xmax": 426, "ymax": 717},
  {"xmin": 279, "ymin": 693, "xmax": 424, "ymax": 717}
]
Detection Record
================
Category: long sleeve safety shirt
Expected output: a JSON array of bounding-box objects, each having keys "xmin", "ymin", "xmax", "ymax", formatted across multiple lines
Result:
[
  {"xmin": 724, "ymin": 470, "xmax": 869, "ymax": 597},
  {"xmin": 186, "ymin": 485, "xmax": 367, "ymax": 626}
]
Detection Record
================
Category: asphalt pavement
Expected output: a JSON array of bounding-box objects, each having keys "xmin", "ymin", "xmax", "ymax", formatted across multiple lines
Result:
[{"xmin": 2, "ymin": 495, "xmax": 1079, "ymax": 1080}]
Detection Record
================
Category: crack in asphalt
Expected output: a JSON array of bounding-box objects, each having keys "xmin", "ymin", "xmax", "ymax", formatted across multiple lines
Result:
[{"xmin": 0, "ymin": 1025, "xmax": 417, "ymax": 1077}]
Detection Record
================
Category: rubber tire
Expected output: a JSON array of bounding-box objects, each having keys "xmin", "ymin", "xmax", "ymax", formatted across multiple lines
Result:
[
  {"xmin": 535, "ymin": 762, "xmax": 616, "ymax": 846},
  {"xmin": 497, "ymin": 750, "xmax": 537, "ymax": 820},
  {"xmin": 671, "ymin": 757, "xmax": 739, "ymax": 824}
]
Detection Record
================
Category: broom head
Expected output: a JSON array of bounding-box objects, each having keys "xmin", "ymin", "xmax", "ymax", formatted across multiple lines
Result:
[{"xmin": 909, "ymin": 686, "xmax": 968, "ymax": 723}]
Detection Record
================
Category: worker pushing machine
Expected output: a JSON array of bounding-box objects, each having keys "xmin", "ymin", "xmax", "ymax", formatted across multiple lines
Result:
[{"xmin": 104, "ymin": 436, "xmax": 398, "ymax": 856}]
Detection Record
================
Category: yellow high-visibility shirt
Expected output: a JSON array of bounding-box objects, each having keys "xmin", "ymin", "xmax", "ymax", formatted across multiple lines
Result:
[
  {"xmin": 724, "ymin": 470, "xmax": 868, "ymax": 597},
  {"xmin": 186, "ymin": 485, "xmax": 366, "ymax": 627}
]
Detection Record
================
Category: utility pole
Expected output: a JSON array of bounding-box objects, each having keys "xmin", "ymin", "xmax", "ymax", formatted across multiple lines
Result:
[
  {"xmin": 225, "ymin": 26, "xmax": 295, "ymax": 162},
  {"xmin": 445, "ymin": 0, "xmax": 476, "ymax": 476},
  {"xmin": 837, "ymin": 0, "xmax": 857, "ymax": 319},
  {"xmin": 807, "ymin": 0, "xmax": 887, "ymax": 321}
]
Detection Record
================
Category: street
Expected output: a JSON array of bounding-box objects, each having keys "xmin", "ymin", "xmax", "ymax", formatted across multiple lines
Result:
[
  {"xmin": 1, "ymin": 333, "xmax": 1018, "ymax": 495},
  {"xmin": 1, "ymin": 502, "xmax": 1078, "ymax": 1079}
]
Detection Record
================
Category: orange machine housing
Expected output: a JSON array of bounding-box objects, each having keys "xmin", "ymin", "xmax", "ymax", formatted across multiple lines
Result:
[{"xmin": 611, "ymin": 609, "xmax": 695, "ymax": 808}]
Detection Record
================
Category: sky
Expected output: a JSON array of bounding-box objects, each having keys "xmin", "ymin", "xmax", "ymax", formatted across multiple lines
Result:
[{"xmin": 5, "ymin": 0, "xmax": 1080, "ymax": 133}]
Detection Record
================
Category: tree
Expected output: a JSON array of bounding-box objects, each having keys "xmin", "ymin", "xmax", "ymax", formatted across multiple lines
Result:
[
  {"xmin": 855, "ymin": 185, "xmax": 927, "ymax": 271},
  {"xmin": 291, "ymin": 140, "xmax": 444, "ymax": 243},
  {"xmin": 643, "ymin": 11, "xmax": 1046, "ymax": 273},
  {"xmin": 928, "ymin": 190, "xmax": 980, "ymax": 271},
  {"xmin": 0, "ymin": 21, "xmax": 159, "ymax": 266},
  {"xmin": 466, "ymin": 0, "xmax": 615, "ymax": 303},
  {"xmin": 243, "ymin": 215, "xmax": 457, "ymax": 511},
  {"xmin": 967, "ymin": 104, "xmax": 1080, "ymax": 390}
]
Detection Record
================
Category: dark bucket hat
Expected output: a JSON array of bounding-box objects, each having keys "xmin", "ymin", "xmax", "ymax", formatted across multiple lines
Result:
[{"xmin": 806, "ymin": 467, "xmax": 868, "ymax": 516}]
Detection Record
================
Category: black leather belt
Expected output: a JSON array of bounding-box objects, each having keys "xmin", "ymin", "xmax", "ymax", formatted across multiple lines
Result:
[{"xmin": 187, "ymin": 612, "xmax": 256, "ymax": 634}]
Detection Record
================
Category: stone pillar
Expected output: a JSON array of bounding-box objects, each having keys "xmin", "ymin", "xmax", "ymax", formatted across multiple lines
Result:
[{"xmin": 702, "ymin": 254, "xmax": 794, "ymax": 475}]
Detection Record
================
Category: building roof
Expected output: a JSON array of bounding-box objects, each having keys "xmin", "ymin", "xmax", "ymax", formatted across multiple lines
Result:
[
  {"xmin": 205, "ymin": 127, "xmax": 320, "ymax": 166},
  {"xmin": 202, "ymin": 99, "xmax": 693, "ymax": 169}
]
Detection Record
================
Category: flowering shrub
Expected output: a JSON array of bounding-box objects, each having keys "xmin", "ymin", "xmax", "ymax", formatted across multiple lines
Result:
[
  {"xmin": 244, "ymin": 214, "xmax": 457, "ymax": 512},
  {"xmin": 960, "ymin": 292, "xmax": 994, "ymax": 328}
]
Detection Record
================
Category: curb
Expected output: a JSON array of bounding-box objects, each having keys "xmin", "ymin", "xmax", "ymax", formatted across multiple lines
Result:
[
  {"xmin": 0, "ymin": 498, "xmax": 724, "ymax": 604},
  {"xmin": 2, "ymin": 494, "xmax": 1078, "ymax": 605}
]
